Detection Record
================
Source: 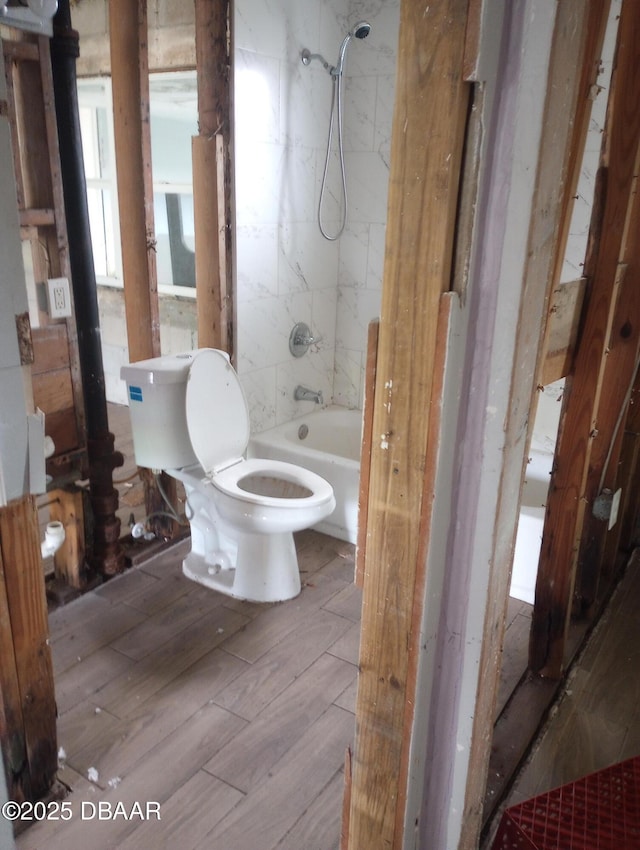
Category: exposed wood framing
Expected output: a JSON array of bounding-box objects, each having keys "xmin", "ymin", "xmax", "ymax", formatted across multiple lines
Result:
[
  {"xmin": 346, "ymin": 1, "xmax": 470, "ymax": 846},
  {"xmin": 0, "ymin": 496, "xmax": 56, "ymax": 803},
  {"xmin": 3, "ymin": 34, "xmax": 88, "ymax": 483},
  {"xmin": 462, "ymin": 3, "xmax": 612, "ymax": 843},
  {"xmin": 49, "ymin": 488, "xmax": 85, "ymax": 589},
  {"xmin": 109, "ymin": 0, "xmax": 160, "ymax": 364},
  {"xmin": 576, "ymin": 164, "xmax": 640, "ymax": 611},
  {"xmin": 193, "ymin": 0, "xmax": 234, "ymax": 357},
  {"xmin": 530, "ymin": 0, "xmax": 640, "ymax": 678},
  {"xmin": 540, "ymin": 278, "xmax": 587, "ymax": 385},
  {"xmin": 193, "ymin": 135, "xmax": 229, "ymax": 352},
  {"xmin": 109, "ymin": 0, "xmax": 181, "ymax": 539},
  {"xmin": 611, "ymin": 371, "xmax": 640, "ymax": 555},
  {"xmin": 355, "ymin": 318, "xmax": 378, "ymax": 588}
]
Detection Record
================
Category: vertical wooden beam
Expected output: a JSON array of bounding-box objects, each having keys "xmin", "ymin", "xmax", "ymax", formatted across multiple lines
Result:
[
  {"xmin": 577, "ymin": 163, "xmax": 640, "ymax": 611},
  {"xmin": 347, "ymin": 1, "xmax": 470, "ymax": 846},
  {"xmin": 355, "ymin": 318, "xmax": 379, "ymax": 588},
  {"xmin": 109, "ymin": 0, "xmax": 179, "ymax": 537},
  {"xmin": 193, "ymin": 0, "xmax": 234, "ymax": 357},
  {"xmin": 0, "ymin": 544, "xmax": 30, "ymax": 803},
  {"xmin": 109, "ymin": 0, "xmax": 160, "ymax": 364},
  {"xmin": 49, "ymin": 488, "xmax": 85, "ymax": 589},
  {"xmin": 614, "ymin": 375, "xmax": 640, "ymax": 553},
  {"xmin": 193, "ymin": 135, "xmax": 229, "ymax": 351},
  {"xmin": 0, "ymin": 496, "xmax": 57, "ymax": 802},
  {"xmin": 530, "ymin": 0, "xmax": 640, "ymax": 677}
]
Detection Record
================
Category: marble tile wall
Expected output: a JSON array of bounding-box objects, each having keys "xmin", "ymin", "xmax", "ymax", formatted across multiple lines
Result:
[{"xmin": 235, "ymin": 0, "xmax": 399, "ymax": 431}]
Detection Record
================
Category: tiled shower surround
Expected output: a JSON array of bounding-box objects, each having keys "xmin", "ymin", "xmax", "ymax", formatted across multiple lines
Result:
[{"xmin": 234, "ymin": 0, "xmax": 399, "ymax": 431}]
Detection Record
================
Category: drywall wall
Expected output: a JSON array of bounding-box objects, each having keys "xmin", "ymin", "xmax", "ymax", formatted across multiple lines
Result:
[{"xmin": 0, "ymin": 45, "xmax": 43, "ymax": 504}]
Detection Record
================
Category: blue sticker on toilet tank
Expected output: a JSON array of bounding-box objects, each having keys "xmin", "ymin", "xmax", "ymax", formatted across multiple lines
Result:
[{"xmin": 129, "ymin": 385, "xmax": 143, "ymax": 402}]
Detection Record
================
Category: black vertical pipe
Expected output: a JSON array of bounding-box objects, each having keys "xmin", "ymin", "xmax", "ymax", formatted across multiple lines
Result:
[
  {"xmin": 50, "ymin": 0, "xmax": 108, "ymax": 438},
  {"xmin": 50, "ymin": 0, "xmax": 125, "ymax": 576}
]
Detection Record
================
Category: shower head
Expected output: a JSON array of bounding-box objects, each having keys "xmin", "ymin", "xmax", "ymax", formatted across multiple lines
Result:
[
  {"xmin": 351, "ymin": 21, "xmax": 371, "ymax": 39},
  {"xmin": 335, "ymin": 21, "xmax": 372, "ymax": 75},
  {"xmin": 301, "ymin": 21, "xmax": 372, "ymax": 77}
]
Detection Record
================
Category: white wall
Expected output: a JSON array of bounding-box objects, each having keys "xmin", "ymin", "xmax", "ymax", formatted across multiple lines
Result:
[{"xmin": 0, "ymin": 45, "xmax": 44, "ymax": 505}]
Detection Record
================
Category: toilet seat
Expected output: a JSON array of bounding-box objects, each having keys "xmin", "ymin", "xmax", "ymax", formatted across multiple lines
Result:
[
  {"xmin": 212, "ymin": 457, "xmax": 334, "ymax": 509},
  {"xmin": 185, "ymin": 349, "xmax": 250, "ymax": 474},
  {"xmin": 184, "ymin": 350, "xmax": 333, "ymax": 512}
]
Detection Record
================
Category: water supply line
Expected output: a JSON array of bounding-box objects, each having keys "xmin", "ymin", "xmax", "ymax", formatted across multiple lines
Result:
[{"xmin": 301, "ymin": 22, "xmax": 371, "ymax": 241}]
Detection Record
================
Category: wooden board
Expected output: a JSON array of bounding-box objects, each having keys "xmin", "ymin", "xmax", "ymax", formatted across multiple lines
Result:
[
  {"xmin": 192, "ymin": 134, "xmax": 228, "ymax": 352},
  {"xmin": 577, "ymin": 174, "xmax": 640, "ymax": 611},
  {"xmin": 0, "ymin": 542, "xmax": 30, "ymax": 803},
  {"xmin": 355, "ymin": 318, "xmax": 379, "ymax": 588},
  {"xmin": 31, "ymin": 324, "xmax": 70, "ymax": 375},
  {"xmin": 0, "ymin": 496, "xmax": 57, "ymax": 801},
  {"xmin": 49, "ymin": 488, "xmax": 86, "ymax": 589},
  {"xmin": 109, "ymin": 0, "xmax": 160, "ymax": 364},
  {"xmin": 194, "ymin": 0, "xmax": 234, "ymax": 358},
  {"xmin": 540, "ymin": 278, "xmax": 587, "ymax": 385},
  {"xmin": 347, "ymin": 1, "xmax": 470, "ymax": 846}
]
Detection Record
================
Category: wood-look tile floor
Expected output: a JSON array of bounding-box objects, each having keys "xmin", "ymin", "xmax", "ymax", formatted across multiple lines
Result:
[{"xmin": 17, "ymin": 530, "xmax": 359, "ymax": 850}]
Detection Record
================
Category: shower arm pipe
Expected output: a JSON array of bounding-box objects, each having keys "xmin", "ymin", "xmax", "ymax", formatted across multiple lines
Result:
[{"xmin": 301, "ymin": 49, "xmax": 332, "ymax": 73}]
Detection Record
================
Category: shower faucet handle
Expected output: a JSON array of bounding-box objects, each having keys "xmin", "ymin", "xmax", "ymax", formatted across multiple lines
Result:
[{"xmin": 289, "ymin": 322, "xmax": 323, "ymax": 357}]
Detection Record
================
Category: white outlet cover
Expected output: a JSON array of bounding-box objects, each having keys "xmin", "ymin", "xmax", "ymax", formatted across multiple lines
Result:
[{"xmin": 46, "ymin": 277, "xmax": 72, "ymax": 319}]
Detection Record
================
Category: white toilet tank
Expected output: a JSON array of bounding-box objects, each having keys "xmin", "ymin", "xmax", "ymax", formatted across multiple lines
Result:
[{"xmin": 120, "ymin": 353, "xmax": 198, "ymax": 470}]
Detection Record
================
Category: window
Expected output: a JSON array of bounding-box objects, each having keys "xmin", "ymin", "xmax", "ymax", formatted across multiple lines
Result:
[{"xmin": 77, "ymin": 72, "xmax": 198, "ymax": 295}]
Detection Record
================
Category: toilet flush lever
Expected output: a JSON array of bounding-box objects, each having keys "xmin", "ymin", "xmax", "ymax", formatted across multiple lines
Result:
[{"xmin": 289, "ymin": 322, "xmax": 323, "ymax": 357}]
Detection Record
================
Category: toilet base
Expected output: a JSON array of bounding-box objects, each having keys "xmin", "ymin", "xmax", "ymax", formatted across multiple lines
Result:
[{"xmin": 182, "ymin": 530, "xmax": 301, "ymax": 603}]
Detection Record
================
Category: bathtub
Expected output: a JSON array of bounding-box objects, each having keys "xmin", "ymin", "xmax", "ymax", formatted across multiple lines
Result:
[{"xmin": 248, "ymin": 406, "xmax": 362, "ymax": 544}]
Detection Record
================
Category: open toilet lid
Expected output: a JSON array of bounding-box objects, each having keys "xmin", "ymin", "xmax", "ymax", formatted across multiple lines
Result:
[{"xmin": 185, "ymin": 349, "xmax": 250, "ymax": 474}]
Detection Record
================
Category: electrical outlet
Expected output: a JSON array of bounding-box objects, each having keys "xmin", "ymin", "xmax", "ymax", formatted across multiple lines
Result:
[{"xmin": 46, "ymin": 277, "xmax": 72, "ymax": 319}]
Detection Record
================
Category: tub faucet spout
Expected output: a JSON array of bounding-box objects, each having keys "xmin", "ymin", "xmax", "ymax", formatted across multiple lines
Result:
[{"xmin": 294, "ymin": 385, "xmax": 323, "ymax": 405}]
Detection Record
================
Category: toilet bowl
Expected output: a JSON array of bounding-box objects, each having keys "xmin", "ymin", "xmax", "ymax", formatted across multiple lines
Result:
[{"xmin": 121, "ymin": 349, "xmax": 336, "ymax": 602}]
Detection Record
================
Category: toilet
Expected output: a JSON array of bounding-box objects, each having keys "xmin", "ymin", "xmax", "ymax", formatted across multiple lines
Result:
[{"xmin": 121, "ymin": 349, "xmax": 335, "ymax": 602}]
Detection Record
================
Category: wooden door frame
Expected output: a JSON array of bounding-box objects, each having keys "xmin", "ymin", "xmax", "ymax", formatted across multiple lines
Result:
[{"xmin": 346, "ymin": 1, "xmax": 613, "ymax": 848}]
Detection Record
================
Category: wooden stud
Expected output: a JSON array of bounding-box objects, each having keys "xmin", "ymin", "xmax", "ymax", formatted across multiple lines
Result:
[
  {"xmin": 49, "ymin": 488, "xmax": 85, "ymax": 589},
  {"xmin": 109, "ymin": 0, "xmax": 160, "ymax": 364},
  {"xmin": 340, "ymin": 747, "xmax": 352, "ymax": 850},
  {"xmin": 0, "ymin": 544, "xmax": 30, "ymax": 803},
  {"xmin": 530, "ymin": 0, "xmax": 640, "ymax": 678},
  {"xmin": 0, "ymin": 496, "xmax": 57, "ymax": 801},
  {"xmin": 194, "ymin": 0, "xmax": 234, "ymax": 357},
  {"xmin": 355, "ymin": 318, "xmax": 379, "ymax": 589},
  {"xmin": 614, "ymin": 376, "xmax": 640, "ymax": 554},
  {"xmin": 193, "ymin": 134, "xmax": 229, "ymax": 352},
  {"xmin": 109, "ymin": 0, "xmax": 181, "ymax": 535},
  {"xmin": 346, "ymin": 1, "xmax": 470, "ymax": 846},
  {"xmin": 576, "ymin": 154, "xmax": 640, "ymax": 610}
]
